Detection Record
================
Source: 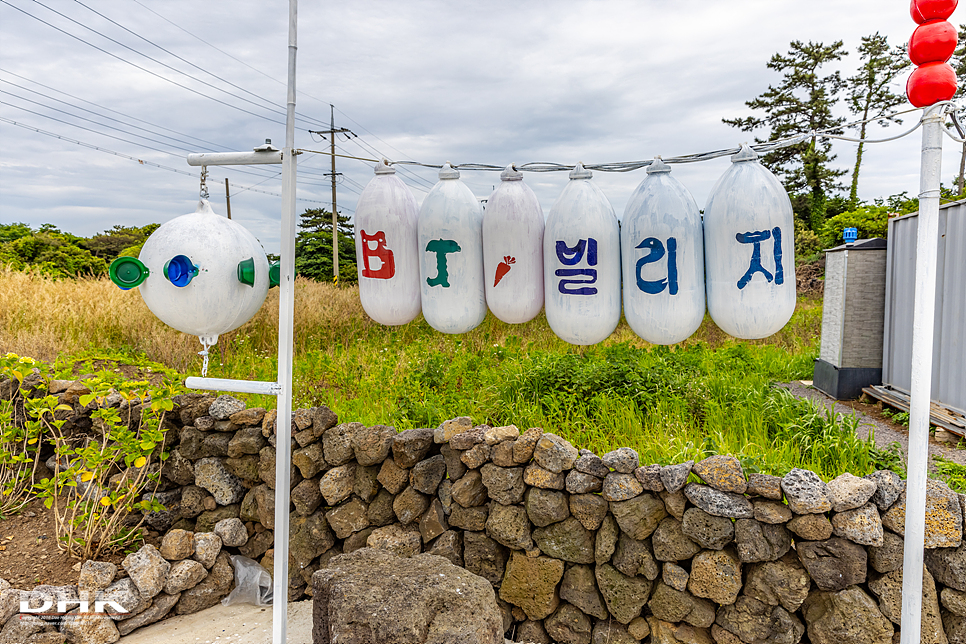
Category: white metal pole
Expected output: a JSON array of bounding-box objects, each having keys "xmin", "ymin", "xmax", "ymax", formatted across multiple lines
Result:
[
  {"xmin": 273, "ymin": 0, "xmax": 297, "ymax": 642},
  {"xmin": 899, "ymin": 103, "xmax": 943, "ymax": 644}
]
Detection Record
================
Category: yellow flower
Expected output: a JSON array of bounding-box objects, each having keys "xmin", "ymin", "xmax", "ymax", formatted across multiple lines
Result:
[
  {"xmin": 100, "ymin": 497, "xmax": 112, "ymax": 507},
  {"xmin": 133, "ymin": 456, "xmax": 146, "ymax": 469},
  {"xmin": 80, "ymin": 471, "xmax": 93, "ymax": 482}
]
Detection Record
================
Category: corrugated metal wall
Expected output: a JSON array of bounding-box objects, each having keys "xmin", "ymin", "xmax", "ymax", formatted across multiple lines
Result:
[{"xmin": 882, "ymin": 199, "xmax": 966, "ymax": 412}]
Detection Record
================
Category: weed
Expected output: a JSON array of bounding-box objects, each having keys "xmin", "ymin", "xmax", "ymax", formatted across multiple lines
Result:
[{"xmin": 933, "ymin": 455, "xmax": 966, "ymax": 493}]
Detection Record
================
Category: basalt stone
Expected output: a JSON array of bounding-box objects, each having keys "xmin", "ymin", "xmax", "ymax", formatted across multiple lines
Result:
[
  {"xmin": 500, "ymin": 552, "xmax": 565, "ymax": 620},
  {"xmin": 735, "ymin": 518, "xmax": 791, "ymax": 563},
  {"xmin": 481, "ymin": 463, "xmax": 526, "ymax": 505},
  {"xmin": 486, "ymin": 502, "xmax": 534, "ymax": 551},
  {"xmin": 942, "ymin": 587, "xmax": 966, "ymax": 616},
  {"xmin": 201, "ymin": 432, "xmax": 231, "ymax": 456},
  {"xmin": 449, "ymin": 503, "xmax": 490, "ymax": 532},
  {"xmin": 411, "ymin": 455, "xmax": 447, "ymax": 495},
  {"xmin": 438, "ymin": 478, "xmax": 452, "ymax": 515},
  {"xmin": 367, "ymin": 488, "xmax": 396, "ymax": 528},
  {"xmin": 323, "ymin": 422, "xmax": 358, "ymax": 466},
  {"xmin": 653, "ymin": 517, "xmax": 702, "ymax": 562},
  {"xmin": 532, "ymin": 433, "xmax": 579, "ymax": 473},
  {"xmin": 595, "ymin": 563, "xmax": 653, "ymax": 625},
  {"xmin": 613, "ymin": 532, "xmax": 659, "ymax": 580},
  {"xmin": 225, "ymin": 454, "xmax": 260, "ymax": 482},
  {"xmin": 367, "ymin": 524, "xmax": 422, "ymax": 558},
  {"xmin": 78, "ymin": 560, "xmax": 117, "ymax": 592},
  {"xmin": 253, "ymin": 484, "xmax": 275, "ymax": 529},
  {"xmin": 797, "ymin": 536, "xmax": 868, "ymax": 591},
  {"xmin": 176, "ymin": 393, "xmax": 215, "ymax": 426},
  {"xmin": 377, "ymin": 458, "xmax": 410, "ymax": 495},
  {"xmin": 635, "ymin": 464, "xmax": 665, "ymax": 492},
  {"xmin": 342, "ymin": 527, "xmax": 375, "ymax": 554},
  {"xmin": 524, "ymin": 463, "xmax": 566, "ymax": 490},
  {"xmin": 419, "ymin": 498, "xmax": 448, "ymax": 543},
  {"xmin": 440, "ymin": 444, "xmax": 468, "ymax": 482},
  {"xmin": 663, "ymin": 562, "xmax": 689, "ymax": 592},
  {"xmin": 744, "ymin": 552, "xmax": 812, "ymax": 613},
  {"xmin": 660, "ymin": 490, "xmax": 687, "ymax": 521},
  {"xmin": 829, "ymin": 472, "xmax": 878, "ymax": 512},
  {"xmin": 832, "ymin": 503, "xmax": 884, "ymax": 546},
  {"xmin": 461, "ymin": 443, "xmax": 492, "ymax": 469},
  {"xmin": 516, "ymin": 620, "xmax": 552, "ymax": 644},
  {"xmin": 574, "ymin": 453, "xmax": 610, "ymax": 479},
  {"xmin": 228, "ymin": 425, "xmax": 266, "ymax": 459},
  {"xmin": 559, "ymin": 564, "xmax": 608, "ymax": 620},
  {"xmin": 925, "ymin": 541, "xmax": 966, "ymax": 591},
  {"xmin": 591, "ymin": 620, "xmax": 636, "ymax": 644},
  {"xmin": 800, "ymin": 586, "xmax": 894, "ymax": 644},
  {"xmin": 545, "ymin": 603, "xmax": 593, "ymax": 644},
  {"xmin": 868, "ymin": 567, "xmax": 946, "ymax": 644},
  {"xmin": 163, "ymin": 448, "xmax": 195, "ymax": 486},
  {"xmin": 601, "ymin": 472, "xmax": 644, "ymax": 502},
  {"xmin": 298, "ymin": 405, "xmax": 339, "ymax": 446},
  {"xmin": 122, "ymin": 544, "xmax": 171, "ymax": 599},
  {"xmin": 942, "ymin": 610, "xmax": 966, "ymax": 644},
  {"xmin": 746, "ymin": 473, "xmax": 784, "ymax": 500},
  {"xmin": 239, "ymin": 529, "xmax": 273, "ymax": 560},
  {"xmin": 325, "ymin": 498, "xmax": 369, "ymax": 539},
  {"xmin": 753, "ymin": 499, "xmax": 793, "ymax": 524},
  {"xmin": 490, "ymin": 441, "xmax": 516, "ymax": 467},
  {"xmin": 391, "ymin": 427, "xmax": 435, "ymax": 468},
  {"xmin": 427, "ymin": 530, "xmax": 463, "ymax": 567},
  {"xmin": 208, "ymin": 395, "xmax": 244, "ymax": 420},
  {"xmin": 787, "ymin": 512, "xmax": 834, "ymax": 541},
  {"xmin": 174, "ymin": 552, "xmax": 235, "ymax": 615},
  {"xmin": 882, "ymin": 478, "xmax": 963, "ymax": 548},
  {"xmin": 602, "ymin": 448, "xmax": 639, "ymax": 474},
  {"xmin": 648, "ymin": 617, "xmax": 713, "ymax": 644},
  {"xmin": 566, "ymin": 470, "xmax": 602, "ymax": 494},
  {"xmin": 292, "ymin": 478, "xmax": 323, "ymax": 516},
  {"xmin": 292, "ymin": 442, "xmax": 326, "ymax": 479},
  {"xmin": 525, "ymin": 488, "xmax": 570, "ymax": 527},
  {"xmin": 692, "ymin": 455, "xmax": 746, "ymax": 494},
  {"xmin": 660, "ymin": 461, "xmax": 693, "ymax": 493},
  {"xmin": 160, "ymin": 529, "xmax": 195, "ymax": 561},
  {"xmin": 393, "ymin": 486, "xmax": 430, "ymax": 525},
  {"xmin": 781, "ymin": 468, "xmax": 832, "ymax": 515},
  {"xmin": 649, "ymin": 581, "xmax": 716, "ymax": 628},
  {"xmin": 434, "ymin": 415, "xmax": 474, "ymax": 444},
  {"xmin": 319, "ymin": 463, "xmax": 357, "ymax": 506},
  {"xmin": 684, "ymin": 483, "xmax": 754, "ymax": 519},
  {"xmin": 352, "ymin": 424, "xmax": 395, "ymax": 466},
  {"xmin": 195, "ymin": 503, "xmax": 240, "ymax": 533},
  {"xmin": 869, "ymin": 530, "xmax": 905, "ymax": 573},
  {"xmin": 258, "ymin": 446, "xmax": 302, "ymax": 490},
  {"xmin": 596, "ymin": 515, "xmax": 620, "ymax": 565},
  {"xmin": 214, "ymin": 517, "xmax": 248, "ymax": 547},
  {"xmin": 714, "ymin": 595, "xmax": 805, "ymax": 644},
  {"xmin": 570, "ymin": 493, "xmax": 609, "ymax": 531},
  {"xmin": 610, "ymin": 493, "xmax": 667, "ymax": 540},
  {"xmin": 163, "ymin": 559, "xmax": 207, "ymax": 595},
  {"xmin": 97, "ymin": 577, "xmax": 150, "ymax": 620},
  {"xmin": 194, "ymin": 457, "xmax": 247, "ymax": 505},
  {"xmin": 59, "ymin": 609, "xmax": 120, "ymax": 644},
  {"xmin": 688, "ymin": 547, "xmax": 742, "ymax": 605},
  {"xmin": 513, "ymin": 427, "xmax": 544, "ymax": 464},
  {"xmin": 290, "ymin": 511, "xmax": 336, "ymax": 569},
  {"xmin": 627, "ymin": 617, "xmax": 651, "ymax": 641},
  {"xmin": 450, "ymin": 427, "xmax": 485, "ymax": 450},
  {"xmin": 866, "ymin": 469, "xmax": 904, "ymax": 511},
  {"xmin": 533, "ymin": 517, "xmax": 595, "ymax": 564},
  {"xmin": 484, "ymin": 424, "xmax": 520, "ymax": 445},
  {"xmin": 463, "ymin": 531, "xmax": 509, "ymax": 586},
  {"xmin": 452, "ymin": 469, "xmax": 488, "ymax": 507},
  {"xmin": 292, "ymin": 407, "xmax": 313, "ymax": 430}
]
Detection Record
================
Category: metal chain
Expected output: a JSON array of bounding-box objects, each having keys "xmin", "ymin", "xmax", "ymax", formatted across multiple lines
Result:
[{"xmin": 199, "ymin": 165, "xmax": 210, "ymax": 199}]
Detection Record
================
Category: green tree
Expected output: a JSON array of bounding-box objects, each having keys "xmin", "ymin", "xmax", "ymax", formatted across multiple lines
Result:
[
  {"xmin": 845, "ymin": 34, "xmax": 910, "ymax": 206},
  {"xmin": 950, "ymin": 25, "xmax": 966, "ymax": 194},
  {"xmin": 0, "ymin": 225, "xmax": 107, "ymax": 277},
  {"xmin": 81, "ymin": 224, "xmax": 157, "ymax": 261},
  {"xmin": 724, "ymin": 40, "xmax": 848, "ymax": 232},
  {"xmin": 294, "ymin": 208, "xmax": 356, "ymax": 283}
]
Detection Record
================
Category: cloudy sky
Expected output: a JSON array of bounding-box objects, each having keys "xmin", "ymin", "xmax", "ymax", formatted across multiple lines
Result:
[{"xmin": 1, "ymin": 0, "xmax": 960, "ymax": 253}]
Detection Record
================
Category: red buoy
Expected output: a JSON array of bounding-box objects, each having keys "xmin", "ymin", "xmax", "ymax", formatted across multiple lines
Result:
[
  {"xmin": 910, "ymin": 0, "xmax": 958, "ymax": 23},
  {"xmin": 906, "ymin": 61, "xmax": 958, "ymax": 106},
  {"xmin": 909, "ymin": 19, "xmax": 959, "ymax": 64}
]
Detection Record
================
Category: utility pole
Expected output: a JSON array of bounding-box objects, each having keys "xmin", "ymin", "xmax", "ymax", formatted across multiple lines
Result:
[
  {"xmin": 309, "ymin": 109, "xmax": 351, "ymax": 283},
  {"xmin": 225, "ymin": 178, "xmax": 232, "ymax": 219}
]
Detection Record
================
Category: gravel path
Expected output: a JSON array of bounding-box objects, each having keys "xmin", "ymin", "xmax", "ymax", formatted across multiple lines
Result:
[{"xmin": 778, "ymin": 381, "xmax": 966, "ymax": 469}]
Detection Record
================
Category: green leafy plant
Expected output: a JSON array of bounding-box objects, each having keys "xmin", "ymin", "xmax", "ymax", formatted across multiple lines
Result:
[{"xmin": 933, "ymin": 455, "xmax": 966, "ymax": 493}]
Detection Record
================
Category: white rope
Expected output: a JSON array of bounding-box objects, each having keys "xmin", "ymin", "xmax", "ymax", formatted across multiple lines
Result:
[{"xmin": 198, "ymin": 336, "xmax": 214, "ymax": 377}]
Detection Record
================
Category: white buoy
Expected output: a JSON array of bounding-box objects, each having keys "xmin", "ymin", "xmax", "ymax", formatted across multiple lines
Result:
[
  {"xmin": 703, "ymin": 145, "xmax": 796, "ymax": 339},
  {"xmin": 354, "ymin": 160, "xmax": 422, "ymax": 326},
  {"xmin": 483, "ymin": 165, "xmax": 545, "ymax": 324},
  {"xmin": 543, "ymin": 163, "xmax": 621, "ymax": 345},
  {"xmin": 135, "ymin": 200, "xmax": 270, "ymax": 345},
  {"xmin": 418, "ymin": 163, "xmax": 487, "ymax": 334},
  {"xmin": 622, "ymin": 158, "xmax": 705, "ymax": 345}
]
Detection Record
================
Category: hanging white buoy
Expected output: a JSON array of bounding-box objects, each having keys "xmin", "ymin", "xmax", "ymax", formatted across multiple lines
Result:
[
  {"xmin": 418, "ymin": 163, "xmax": 487, "ymax": 334},
  {"xmin": 543, "ymin": 163, "xmax": 621, "ymax": 345},
  {"xmin": 128, "ymin": 200, "xmax": 270, "ymax": 345},
  {"xmin": 482, "ymin": 165, "xmax": 545, "ymax": 324},
  {"xmin": 354, "ymin": 160, "xmax": 422, "ymax": 326},
  {"xmin": 622, "ymin": 158, "xmax": 705, "ymax": 345},
  {"xmin": 703, "ymin": 144, "xmax": 796, "ymax": 339}
]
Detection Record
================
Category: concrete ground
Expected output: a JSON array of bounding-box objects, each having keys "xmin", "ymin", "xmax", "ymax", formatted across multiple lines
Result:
[{"xmin": 119, "ymin": 600, "xmax": 313, "ymax": 643}]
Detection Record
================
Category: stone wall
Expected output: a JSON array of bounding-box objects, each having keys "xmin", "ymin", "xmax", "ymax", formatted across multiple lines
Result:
[{"xmin": 2, "ymin": 378, "xmax": 966, "ymax": 643}]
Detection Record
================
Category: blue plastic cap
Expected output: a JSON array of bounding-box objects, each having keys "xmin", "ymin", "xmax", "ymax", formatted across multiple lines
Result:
[
  {"xmin": 843, "ymin": 227, "xmax": 858, "ymax": 244},
  {"xmin": 163, "ymin": 255, "xmax": 199, "ymax": 287}
]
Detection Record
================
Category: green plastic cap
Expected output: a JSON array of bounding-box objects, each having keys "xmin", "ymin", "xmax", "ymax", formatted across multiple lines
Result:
[
  {"xmin": 109, "ymin": 256, "xmax": 149, "ymax": 290},
  {"xmin": 237, "ymin": 257, "xmax": 255, "ymax": 287},
  {"xmin": 269, "ymin": 262, "xmax": 280, "ymax": 288}
]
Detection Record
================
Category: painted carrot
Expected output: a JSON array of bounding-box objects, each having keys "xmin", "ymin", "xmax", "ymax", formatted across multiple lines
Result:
[{"xmin": 494, "ymin": 256, "xmax": 516, "ymax": 287}]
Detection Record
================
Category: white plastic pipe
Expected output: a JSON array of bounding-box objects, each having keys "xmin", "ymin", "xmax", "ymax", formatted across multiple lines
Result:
[
  {"xmin": 272, "ymin": 1, "xmax": 298, "ymax": 643},
  {"xmin": 900, "ymin": 103, "xmax": 943, "ymax": 644},
  {"xmin": 186, "ymin": 151, "xmax": 283, "ymax": 166},
  {"xmin": 184, "ymin": 377, "xmax": 281, "ymax": 396}
]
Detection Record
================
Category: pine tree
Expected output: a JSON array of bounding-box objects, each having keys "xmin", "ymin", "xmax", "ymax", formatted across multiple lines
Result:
[
  {"xmin": 845, "ymin": 34, "xmax": 910, "ymax": 207},
  {"xmin": 724, "ymin": 40, "xmax": 848, "ymax": 232},
  {"xmin": 294, "ymin": 208, "xmax": 356, "ymax": 282}
]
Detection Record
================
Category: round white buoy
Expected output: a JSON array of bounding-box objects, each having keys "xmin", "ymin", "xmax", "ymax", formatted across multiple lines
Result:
[
  {"xmin": 135, "ymin": 200, "xmax": 270, "ymax": 344},
  {"xmin": 483, "ymin": 165, "xmax": 545, "ymax": 324},
  {"xmin": 703, "ymin": 144, "xmax": 796, "ymax": 339},
  {"xmin": 622, "ymin": 158, "xmax": 705, "ymax": 345},
  {"xmin": 543, "ymin": 163, "xmax": 621, "ymax": 345},
  {"xmin": 417, "ymin": 163, "xmax": 487, "ymax": 334},
  {"xmin": 354, "ymin": 160, "xmax": 422, "ymax": 326}
]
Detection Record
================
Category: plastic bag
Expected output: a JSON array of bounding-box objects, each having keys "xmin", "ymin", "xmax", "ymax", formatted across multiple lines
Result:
[{"xmin": 221, "ymin": 555, "xmax": 273, "ymax": 606}]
